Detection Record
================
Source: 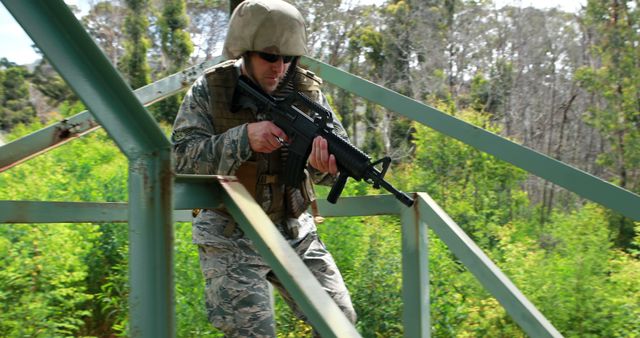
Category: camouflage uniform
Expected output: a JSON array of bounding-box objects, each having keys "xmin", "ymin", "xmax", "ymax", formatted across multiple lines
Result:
[{"xmin": 171, "ymin": 59, "xmax": 357, "ymax": 337}]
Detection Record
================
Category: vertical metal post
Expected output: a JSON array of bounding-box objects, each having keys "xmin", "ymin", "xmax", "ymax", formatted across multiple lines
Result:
[
  {"xmin": 128, "ymin": 152, "xmax": 175, "ymax": 338},
  {"xmin": 401, "ymin": 196, "xmax": 430, "ymax": 338}
]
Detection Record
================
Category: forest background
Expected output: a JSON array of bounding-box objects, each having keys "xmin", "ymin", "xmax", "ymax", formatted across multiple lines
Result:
[{"xmin": 0, "ymin": 0, "xmax": 639, "ymax": 337}]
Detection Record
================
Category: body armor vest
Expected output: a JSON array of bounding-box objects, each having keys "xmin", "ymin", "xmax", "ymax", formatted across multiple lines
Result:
[{"xmin": 204, "ymin": 59, "xmax": 322, "ymax": 222}]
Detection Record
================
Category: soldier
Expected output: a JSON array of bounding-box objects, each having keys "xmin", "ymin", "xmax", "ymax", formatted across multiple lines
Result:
[{"xmin": 171, "ymin": 0, "xmax": 357, "ymax": 336}]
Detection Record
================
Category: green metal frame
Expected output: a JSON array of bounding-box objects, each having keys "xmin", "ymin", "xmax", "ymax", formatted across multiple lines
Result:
[
  {"xmin": 0, "ymin": 2, "xmax": 364, "ymax": 336},
  {"xmin": 0, "ymin": 191, "xmax": 563, "ymax": 338},
  {"xmin": 300, "ymin": 58, "xmax": 640, "ymax": 222},
  {"xmin": 3, "ymin": 0, "xmax": 638, "ymax": 337},
  {"xmin": 1, "ymin": 1, "xmax": 175, "ymax": 336}
]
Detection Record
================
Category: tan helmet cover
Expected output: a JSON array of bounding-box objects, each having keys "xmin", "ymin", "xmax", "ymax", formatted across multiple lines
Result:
[{"xmin": 223, "ymin": 0, "xmax": 308, "ymax": 59}]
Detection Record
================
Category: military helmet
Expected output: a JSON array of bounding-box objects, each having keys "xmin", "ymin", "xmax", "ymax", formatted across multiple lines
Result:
[{"xmin": 223, "ymin": 0, "xmax": 308, "ymax": 59}]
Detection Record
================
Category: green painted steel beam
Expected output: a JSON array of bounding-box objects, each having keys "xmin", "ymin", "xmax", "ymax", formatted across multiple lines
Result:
[
  {"xmin": 128, "ymin": 153, "xmax": 175, "ymax": 338},
  {"xmin": 315, "ymin": 194, "xmax": 401, "ymax": 217},
  {"xmin": 0, "ymin": 175, "xmax": 220, "ymax": 224},
  {"xmin": 300, "ymin": 57, "xmax": 640, "ymax": 221},
  {"xmin": 0, "ymin": 113, "xmax": 99, "ymax": 172},
  {"xmin": 0, "ymin": 201, "xmax": 192, "ymax": 223},
  {"xmin": 0, "ymin": 58, "xmax": 221, "ymax": 173},
  {"xmin": 0, "ymin": 201, "xmax": 129, "ymax": 223},
  {"xmin": 415, "ymin": 192, "xmax": 563, "ymax": 338},
  {"xmin": 400, "ymin": 197, "xmax": 430, "ymax": 338},
  {"xmin": 2, "ymin": 0, "xmax": 169, "ymax": 157},
  {"xmin": 0, "ymin": 194, "xmax": 396, "ymax": 223},
  {"xmin": 174, "ymin": 174, "xmax": 224, "ymax": 210},
  {"xmin": 0, "ymin": 191, "xmax": 562, "ymax": 338},
  {"xmin": 134, "ymin": 57, "xmax": 222, "ymax": 107},
  {"xmin": 217, "ymin": 176, "xmax": 362, "ymax": 338}
]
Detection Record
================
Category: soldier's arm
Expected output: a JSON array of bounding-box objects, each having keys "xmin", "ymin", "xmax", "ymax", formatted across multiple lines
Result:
[{"xmin": 171, "ymin": 76, "xmax": 252, "ymax": 175}]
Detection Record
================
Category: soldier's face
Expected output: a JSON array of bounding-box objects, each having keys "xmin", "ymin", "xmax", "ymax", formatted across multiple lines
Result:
[{"xmin": 246, "ymin": 52, "xmax": 292, "ymax": 94}]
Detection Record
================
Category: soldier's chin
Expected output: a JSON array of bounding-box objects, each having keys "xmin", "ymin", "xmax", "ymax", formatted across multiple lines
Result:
[{"xmin": 262, "ymin": 82, "xmax": 278, "ymax": 94}]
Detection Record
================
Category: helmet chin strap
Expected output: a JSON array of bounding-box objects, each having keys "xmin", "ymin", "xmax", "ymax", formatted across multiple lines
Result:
[{"xmin": 273, "ymin": 56, "xmax": 299, "ymax": 98}]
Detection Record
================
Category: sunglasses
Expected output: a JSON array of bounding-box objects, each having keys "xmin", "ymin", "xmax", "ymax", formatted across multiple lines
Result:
[{"xmin": 256, "ymin": 52, "xmax": 295, "ymax": 64}]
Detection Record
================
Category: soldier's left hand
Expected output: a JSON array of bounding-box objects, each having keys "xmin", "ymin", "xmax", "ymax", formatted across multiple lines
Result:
[{"xmin": 309, "ymin": 136, "xmax": 338, "ymax": 175}]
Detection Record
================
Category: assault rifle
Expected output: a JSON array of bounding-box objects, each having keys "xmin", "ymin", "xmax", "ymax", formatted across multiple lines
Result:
[{"xmin": 236, "ymin": 75, "xmax": 414, "ymax": 207}]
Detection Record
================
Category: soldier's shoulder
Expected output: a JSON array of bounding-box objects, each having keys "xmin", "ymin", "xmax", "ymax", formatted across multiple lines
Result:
[
  {"xmin": 294, "ymin": 66, "xmax": 323, "ymax": 91},
  {"xmin": 204, "ymin": 59, "xmax": 237, "ymax": 75}
]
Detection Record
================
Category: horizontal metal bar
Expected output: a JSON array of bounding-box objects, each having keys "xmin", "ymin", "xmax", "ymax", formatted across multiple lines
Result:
[
  {"xmin": 0, "ymin": 202, "xmax": 190, "ymax": 224},
  {"xmin": 415, "ymin": 192, "xmax": 563, "ymax": 338},
  {"xmin": 0, "ymin": 190, "xmax": 561, "ymax": 338},
  {"xmin": 0, "ymin": 175, "xmax": 221, "ymax": 223},
  {"xmin": 315, "ymin": 194, "xmax": 402, "ymax": 217},
  {"xmin": 174, "ymin": 174, "xmax": 224, "ymax": 210},
  {"xmin": 300, "ymin": 57, "xmax": 640, "ymax": 221},
  {"xmin": 0, "ymin": 57, "xmax": 222, "ymax": 173},
  {"xmin": 0, "ymin": 188, "xmax": 399, "ymax": 223},
  {"xmin": 0, "ymin": 201, "xmax": 129, "ymax": 223}
]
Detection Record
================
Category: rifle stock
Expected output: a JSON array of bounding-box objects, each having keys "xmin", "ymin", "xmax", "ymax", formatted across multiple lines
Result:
[{"xmin": 237, "ymin": 75, "xmax": 414, "ymax": 207}]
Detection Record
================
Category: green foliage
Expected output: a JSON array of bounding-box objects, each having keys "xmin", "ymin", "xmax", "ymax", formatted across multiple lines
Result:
[
  {"xmin": 174, "ymin": 223, "xmax": 221, "ymax": 337},
  {"xmin": 347, "ymin": 216, "xmax": 404, "ymax": 337},
  {"xmin": 1, "ymin": 1, "xmax": 639, "ymax": 336},
  {"xmin": 348, "ymin": 25, "xmax": 384, "ymax": 72},
  {"xmin": 0, "ymin": 128, "xmax": 129, "ymax": 337},
  {"xmin": 493, "ymin": 205, "xmax": 640, "ymax": 337},
  {"xmin": 159, "ymin": 0, "xmax": 193, "ymax": 69},
  {"xmin": 0, "ymin": 224, "xmax": 95, "ymax": 337},
  {"xmin": 152, "ymin": 0, "xmax": 194, "ymax": 123},
  {"xmin": 575, "ymin": 0, "xmax": 640, "ymax": 248},
  {"xmin": 31, "ymin": 60, "xmax": 76, "ymax": 106},
  {"xmin": 468, "ymin": 61, "xmax": 512, "ymax": 115},
  {"xmin": 407, "ymin": 105, "xmax": 529, "ymax": 240},
  {"xmin": 0, "ymin": 59, "xmax": 36, "ymax": 131},
  {"xmin": 2, "ymin": 104, "xmax": 640, "ymax": 337},
  {"xmin": 120, "ymin": 0, "xmax": 152, "ymax": 89}
]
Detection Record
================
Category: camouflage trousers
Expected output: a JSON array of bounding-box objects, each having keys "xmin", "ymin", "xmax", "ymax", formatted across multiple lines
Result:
[{"xmin": 194, "ymin": 210, "xmax": 357, "ymax": 337}]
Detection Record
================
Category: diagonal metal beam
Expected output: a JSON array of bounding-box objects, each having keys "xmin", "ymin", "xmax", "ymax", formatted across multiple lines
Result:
[
  {"xmin": 217, "ymin": 175, "xmax": 362, "ymax": 338},
  {"xmin": 0, "ymin": 114, "xmax": 99, "ymax": 172},
  {"xmin": 300, "ymin": 57, "xmax": 640, "ymax": 221}
]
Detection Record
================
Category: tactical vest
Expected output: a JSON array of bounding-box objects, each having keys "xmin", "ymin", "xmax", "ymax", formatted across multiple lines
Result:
[{"xmin": 204, "ymin": 59, "xmax": 321, "ymax": 223}]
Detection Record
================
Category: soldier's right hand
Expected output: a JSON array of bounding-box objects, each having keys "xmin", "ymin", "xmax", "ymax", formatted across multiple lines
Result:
[{"xmin": 247, "ymin": 121, "xmax": 289, "ymax": 153}]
